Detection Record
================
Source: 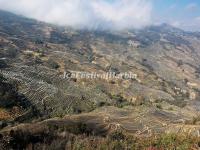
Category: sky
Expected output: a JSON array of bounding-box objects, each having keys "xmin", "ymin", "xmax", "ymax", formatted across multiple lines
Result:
[
  {"xmin": 153, "ymin": 0, "xmax": 200, "ymax": 31},
  {"xmin": 0, "ymin": 0, "xmax": 200, "ymax": 31}
]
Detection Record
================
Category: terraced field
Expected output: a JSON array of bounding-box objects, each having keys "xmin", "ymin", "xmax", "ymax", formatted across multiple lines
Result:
[{"xmin": 1, "ymin": 10, "xmax": 200, "ymax": 149}]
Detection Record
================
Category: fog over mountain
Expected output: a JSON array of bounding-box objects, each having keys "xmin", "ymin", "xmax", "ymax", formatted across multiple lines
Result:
[{"xmin": 0, "ymin": 0, "xmax": 152, "ymax": 30}]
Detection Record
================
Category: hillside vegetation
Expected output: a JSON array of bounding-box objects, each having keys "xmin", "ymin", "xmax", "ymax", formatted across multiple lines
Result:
[{"xmin": 1, "ymin": 10, "xmax": 200, "ymax": 149}]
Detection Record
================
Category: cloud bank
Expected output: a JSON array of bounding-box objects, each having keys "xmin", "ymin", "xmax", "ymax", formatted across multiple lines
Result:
[{"xmin": 0, "ymin": 0, "xmax": 152, "ymax": 30}]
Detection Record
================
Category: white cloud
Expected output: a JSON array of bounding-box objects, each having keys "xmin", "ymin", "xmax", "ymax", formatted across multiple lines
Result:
[
  {"xmin": 170, "ymin": 21, "xmax": 181, "ymax": 27},
  {"xmin": 0, "ymin": 0, "xmax": 152, "ymax": 30},
  {"xmin": 195, "ymin": 16, "xmax": 200, "ymax": 22},
  {"xmin": 185, "ymin": 3, "xmax": 198, "ymax": 11},
  {"xmin": 169, "ymin": 17, "xmax": 200, "ymax": 31}
]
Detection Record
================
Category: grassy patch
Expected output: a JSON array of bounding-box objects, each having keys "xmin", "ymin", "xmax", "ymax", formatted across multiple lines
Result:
[{"xmin": 1, "ymin": 128, "xmax": 200, "ymax": 150}]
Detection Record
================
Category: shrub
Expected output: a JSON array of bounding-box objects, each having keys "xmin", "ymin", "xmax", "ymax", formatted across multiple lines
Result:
[
  {"xmin": 177, "ymin": 60, "xmax": 183, "ymax": 67},
  {"xmin": 0, "ymin": 74, "xmax": 5, "ymax": 82},
  {"xmin": 168, "ymin": 107, "xmax": 173, "ymax": 111},
  {"xmin": 109, "ymin": 67, "xmax": 120, "ymax": 75},
  {"xmin": 110, "ymin": 94, "xmax": 131, "ymax": 108},
  {"xmin": 48, "ymin": 122, "xmax": 92, "ymax": 136},
  {"xmin": 156, "ymin": 104, "xmax": 163, "ymax": 109},
  {"xmin": 88, "ymin": 54, "xmax": 95, "ymax": 62},
  {"xmin": 1, "ymin": 129, "xmax": 199, "ymax": 150},
  {"xmin": 34, "ymin": 39, "xmax": 44, "ymax": 44},
  {"xmin": 72, "ymin": 107, "xmax": 82, "ymax": 114},
  {"xmin": 185, "ymin": 115, "xmax": 200, "ymax": 125},
  {"xmin": 97, "ymin": 101, "xmax": 109, "ymax": 107},
  {"xmin": 134, "ymin": 95, "xmax": 145, "ymax": 106},
  {"xmin": 109, "ymin": 131, "xmax": 125, "ymax": 141},
  {"xmin": 47, "ymin": 59, "xmax": 60, "ymax": 69},
  {"xmin": 0, "ymin": 60, "xmax": 7, "ymax": 68},
  {"xmin": 195, "ymin": 66, "xmax": 200, "ymax": 74},
  {"xmin": 6, "ymin": 48, "xmax": 18, "ymax": 58},
  {"xmin": 110, "ymin": 141, "xmax": 124, "ymax": 150},
  {"xmin": 34, "ymin": 57, "xmax": 43, "ymax": 64},
  {"xmin": 141, "ymin": 59, "xmax": 154, "ymax": 72}
]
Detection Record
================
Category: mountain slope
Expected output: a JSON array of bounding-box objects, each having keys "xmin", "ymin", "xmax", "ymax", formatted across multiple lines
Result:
[{"xmin": 0, "ymin": 10, "xmax": 200, "ymax": 146}]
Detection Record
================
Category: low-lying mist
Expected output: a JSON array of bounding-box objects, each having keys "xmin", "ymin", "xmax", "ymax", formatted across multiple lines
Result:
[{"xmin": 0, "ymin": 0, "xmax": 152, "ymax": 30}]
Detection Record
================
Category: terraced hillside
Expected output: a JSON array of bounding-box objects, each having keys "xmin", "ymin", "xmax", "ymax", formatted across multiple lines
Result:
[{"xmin": 0, "ymin": 10, "xmax": 200, "ymax": 149}]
